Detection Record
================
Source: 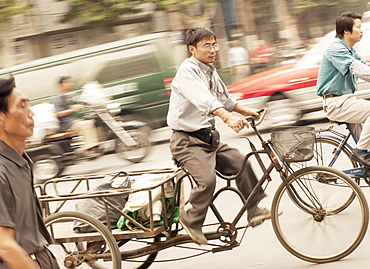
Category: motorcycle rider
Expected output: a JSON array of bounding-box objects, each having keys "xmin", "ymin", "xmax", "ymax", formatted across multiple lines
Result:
[{"xmin": 52, "ymin": 76, "xmax": 99, "ymax": 158}]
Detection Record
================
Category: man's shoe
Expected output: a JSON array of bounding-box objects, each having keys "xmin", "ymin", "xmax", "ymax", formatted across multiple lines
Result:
[
  {"xmin": 351, "ymin": 151, "xmax": 370, "ymax": 167},
  {"xmin": 179, "ymin": 219, "xmax": 207, "ymax": 245},
  {"xmin": 247, "ymin": 207, "xmax": 271, "ymax": 228}
]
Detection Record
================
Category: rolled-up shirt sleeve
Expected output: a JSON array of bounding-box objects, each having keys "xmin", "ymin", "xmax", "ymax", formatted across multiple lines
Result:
[
  {"xmin": 214, "ymin": 76, "xmax": 237, "ymax": 112},
  {"xmin": 327, "ymin": 46, "xmax": 355, "ymax": 76}
]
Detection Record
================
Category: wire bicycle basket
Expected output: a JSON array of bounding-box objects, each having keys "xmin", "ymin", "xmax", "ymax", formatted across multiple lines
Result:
[{"xmin": 271, "ymin": 126, "xmax": 315, "ymax": 162}]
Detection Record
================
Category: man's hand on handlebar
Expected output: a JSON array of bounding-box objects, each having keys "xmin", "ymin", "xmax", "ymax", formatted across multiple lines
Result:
[
  {"xmin": 225, "ymin": 115, "xmax": 249, "ymax": 133},
  {"xmin": 233, "ymin": 104, "xmax": 261, "ymax": 120},
  {"xmin": 229, "ymin": 108, "xmax": 264, "ymax": 132},
  {"xmin": 243, "ymin": 108, "xmax": 262, "ymax": 120},
  {"xmin": 213, "ymin": 106, "xmax": 266, "ymax": 133}
]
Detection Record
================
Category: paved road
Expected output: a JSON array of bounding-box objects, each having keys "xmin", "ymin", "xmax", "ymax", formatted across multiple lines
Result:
[{"xmin": 46, "ymin": 118, "xmax": 370, "ymax": 269}]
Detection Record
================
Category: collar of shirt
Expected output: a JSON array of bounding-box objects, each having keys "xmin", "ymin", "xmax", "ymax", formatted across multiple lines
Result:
[
  {"xmin": 0, "ymin": 141, "xmax": 31, "ymax": 169},
  {"xmin": 336, "ymin": 38, "xmax": 353, "ymax": 54},
  {"xmin": 190, "ymin": 56, "xmax": 216, "ymax": 89},
  {"xmin": 191, "ymin": 57, "xmax": 216, "ymax": 76}
]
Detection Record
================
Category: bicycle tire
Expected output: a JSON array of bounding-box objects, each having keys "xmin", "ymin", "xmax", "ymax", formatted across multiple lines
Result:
[
  {"xmin": 313, "ymin": 137, "xmax": 357, "ymax": 169},
  {"xmin": 287, "ymin": 137, "xmax": 360, "ymax": 213},
  {"xmin": 271, "ymin": 166, "xmax": 368, "ymax": 263},
  {"xmin": 45, "ymin": 211, "xmax": 122, "ymax": 269},
  {"xmin": 314, "ymin": 137, "xmax": 361, "ymax": 213}
]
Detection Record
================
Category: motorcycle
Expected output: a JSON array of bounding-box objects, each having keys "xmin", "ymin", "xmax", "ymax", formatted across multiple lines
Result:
[{"xmin": 26, "ymin": 83, "xmax": 152, "ymax": 181}]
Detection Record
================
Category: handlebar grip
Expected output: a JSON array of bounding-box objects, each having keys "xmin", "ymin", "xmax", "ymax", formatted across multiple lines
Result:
[{"xmin": 246, "ymin": 108, "xmax": 266, "ymax": 127}]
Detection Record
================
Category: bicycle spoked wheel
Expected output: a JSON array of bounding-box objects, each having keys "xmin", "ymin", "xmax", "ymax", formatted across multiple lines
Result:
[
  {"xmin": 312, "ymin": 137, "xmax": 358, "ymax": 169},
  {"xmin": 272, "ymin": 166, "xmax": 368, "ymax": 263},
  {"xmin": 285, "ymin": 137, "xmax": 360, "ymax": 213}
]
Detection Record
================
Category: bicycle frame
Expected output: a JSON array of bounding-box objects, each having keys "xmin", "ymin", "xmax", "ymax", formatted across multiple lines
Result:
[
  {"xmin": 316, "ymin": 124, "xmax": 367, "ymax": 178},
  {"xmin": 205, "ymin": 117, "xmax": 317, "ymax": 230}
]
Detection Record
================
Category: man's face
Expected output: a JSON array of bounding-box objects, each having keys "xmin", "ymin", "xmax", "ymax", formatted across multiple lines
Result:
[
  {"xmin": 0, "ymin": 88, "xmax": 34, "ymax": 140},
  {"xmin": 347, "ymin": 18, "xmax": 363, "ymax": 44},
  {"xmin": 60, "ymin": 79, "xmax": 74, "ymax": 93},
  {"xmin": 188, "ymin": 36, "xmax": 217, "ymax": 65}
]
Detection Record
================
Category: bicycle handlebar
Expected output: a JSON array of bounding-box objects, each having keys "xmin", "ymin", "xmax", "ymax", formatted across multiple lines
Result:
[{"xmin": 245, "ymin": 108, "xmax": 266, "ymax": 128}]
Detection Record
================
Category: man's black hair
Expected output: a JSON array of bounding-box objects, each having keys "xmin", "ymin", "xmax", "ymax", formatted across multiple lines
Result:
[
  {"xmin": 0, "ymin": 74, "xmax": 15, "ymax": 114},
  {"xmin": 59, "ymin": 76, "xmax": 71, "ymax": 85},
  {"xmin": 336, "ymin": 11, "xmax": 362, "ymax": 38},
  {"xmin": 185, "ymin": 27, "xmax": 216, "ymax": 51}
]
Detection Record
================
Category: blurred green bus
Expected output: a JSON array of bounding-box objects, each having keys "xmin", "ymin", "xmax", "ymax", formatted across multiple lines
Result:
[{"xmin": 1, "ymin": 33, "xmax": 177, "ymax": 129}]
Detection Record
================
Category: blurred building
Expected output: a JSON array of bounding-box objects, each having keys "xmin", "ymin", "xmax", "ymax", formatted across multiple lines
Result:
[
  {"xmin": 0, "ymin": 0, "xmax": 368, "ymax": 69},
  {"xmin": 0, "ymin": 0, "xmax": 156, "ymax": 68}
]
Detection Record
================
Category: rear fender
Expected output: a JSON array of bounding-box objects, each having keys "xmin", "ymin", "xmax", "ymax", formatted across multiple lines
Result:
[{"xmin": 315, "ymin": 134, "xmax": 355, "ymax": 152}]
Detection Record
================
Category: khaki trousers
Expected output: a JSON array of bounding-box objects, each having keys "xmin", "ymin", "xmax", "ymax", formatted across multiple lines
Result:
[
  {"xmin": 324, "ymin": 94, "xmax": 370, "ymax": 150},
  {"xmin": 70, "ymin": 119, "xmax": 99, "ymax": 150},
  {"xmin": 170, "ymin": 131, "xmax": 265, "ymax": 230}
]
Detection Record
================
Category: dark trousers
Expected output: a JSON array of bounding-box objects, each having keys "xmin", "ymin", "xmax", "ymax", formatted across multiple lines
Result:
[
  {"xmin": 33, "ymin": 247, "xmax": 60, "ymax": 269},
  {"xmin": 170, "ymin": 131, "xmax": 265, "ymax": 230},
  {"xmin": 0, "ymin": 247, "xmax": 59, "ymax": 269}
]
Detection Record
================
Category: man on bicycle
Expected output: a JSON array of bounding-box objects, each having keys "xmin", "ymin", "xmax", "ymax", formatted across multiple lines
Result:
[
  {"xmin": 317, "ymin": 11, "xmax": 370, "ymax": 167},
  {"xmin": 167, "ymin": 27, "xmax": 269, "ymax": 245}
]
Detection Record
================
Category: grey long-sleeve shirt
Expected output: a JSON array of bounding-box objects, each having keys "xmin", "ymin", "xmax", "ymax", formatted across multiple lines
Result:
[{"xmin": 167, "ymin": 57, "xmax": 237, "ymax": 132}]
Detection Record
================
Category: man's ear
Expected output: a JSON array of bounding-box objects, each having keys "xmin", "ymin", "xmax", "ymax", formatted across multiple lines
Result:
[{"xmin": 188, "ymin": 45, "xmax": 196, "ymax": 55}]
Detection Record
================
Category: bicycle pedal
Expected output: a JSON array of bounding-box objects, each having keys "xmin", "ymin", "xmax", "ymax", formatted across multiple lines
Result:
[{"xmin": 211, "ymin": 241, "xmax": 239, "ymax": 253}]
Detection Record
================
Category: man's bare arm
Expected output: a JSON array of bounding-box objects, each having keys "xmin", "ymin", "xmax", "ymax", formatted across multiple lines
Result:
[
  {"xmin": 56, "ymin": 104, "xmax": 83, "ymax": 118},
  {"xmin": 0, "ymin": 227, "xmax": 40, "ymax": 269},
  {"xmin": 212, "ymin": 107, "xmax": 248, "ymax": 133}
]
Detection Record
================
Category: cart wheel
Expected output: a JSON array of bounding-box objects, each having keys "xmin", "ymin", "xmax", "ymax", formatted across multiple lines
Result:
[
  {"xmin": 44, "ymin": 211, "xmax": 121, "ymax": 269},
  {"xmin": 118, "ymin": 235, "xmax": 160, "ymax": 269}
]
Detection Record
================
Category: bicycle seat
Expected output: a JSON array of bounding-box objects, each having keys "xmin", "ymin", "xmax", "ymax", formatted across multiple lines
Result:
[{"xmin": 44, "ymin": 131, "xmax": 74, "ymax": 142}]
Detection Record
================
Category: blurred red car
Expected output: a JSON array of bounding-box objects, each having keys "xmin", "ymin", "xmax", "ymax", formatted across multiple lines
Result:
[{"xmin": 228, "ymin": 22, "xmax": 370, "ymax": 128}]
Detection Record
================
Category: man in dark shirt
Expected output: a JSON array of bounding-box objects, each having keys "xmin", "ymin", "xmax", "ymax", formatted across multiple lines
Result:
[
  {"xmin": 52, "ymin": 76, "xmax": 99, "ymax": 157},
  {"xmin": 0, "ymin": 75, "xmax": 59, "ymax": 268}
]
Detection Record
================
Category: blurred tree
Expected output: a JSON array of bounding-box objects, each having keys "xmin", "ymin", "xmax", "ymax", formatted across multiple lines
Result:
[
  {"xmin": 0, "ymin": 0, "xmax": 32, "ymax": 29},
  {"xmin": 287, "ymin": 0, "xmax": 369, "ymax": 39},
  {"xmin": 288, "ymin": 0, "xmax": 368, "ymax": 14},
  {"xmin": 251, "ymin": 0, "xmax": 369, "ymax": 43},
  {"xmin": 57, "ymin": 0, "xmax": 184, "ymax": 30}
]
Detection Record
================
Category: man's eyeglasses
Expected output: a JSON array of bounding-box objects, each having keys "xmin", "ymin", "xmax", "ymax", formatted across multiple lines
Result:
[{"xmin": 200, "ymin": 43, "xmax": 219, "ymax": 51}]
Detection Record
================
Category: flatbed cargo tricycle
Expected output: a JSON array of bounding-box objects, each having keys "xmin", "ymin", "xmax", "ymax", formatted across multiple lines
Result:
[{"xmin": 36, "ymin": 114, "xmax": 369, "ymax": 268}]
